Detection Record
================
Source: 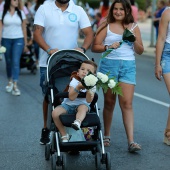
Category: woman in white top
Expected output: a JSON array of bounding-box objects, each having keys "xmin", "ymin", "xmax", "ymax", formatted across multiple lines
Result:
[
  {"xmin": 92, "ymin": 0, "xmax": 144, "ymax": 152},
  {"xmin": 155, "ymin": 4, "xmax": 170, "ymax": 146},
  {"xmin": 0, "ymin": 0, "xmax": 27, "ymax": 96}
]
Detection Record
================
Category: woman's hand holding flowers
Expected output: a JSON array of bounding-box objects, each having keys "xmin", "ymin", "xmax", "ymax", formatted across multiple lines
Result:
[{"xmin": 109, "ymin": 42, "xmax": 120, "ymax": 49}]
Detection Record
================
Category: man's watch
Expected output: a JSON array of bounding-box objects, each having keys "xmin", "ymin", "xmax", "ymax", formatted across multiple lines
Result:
[
  {"xmin": 80, "ymin": 47, "xmax": 86, "ymax": 53},
  {"xmin": 46, "ymin": 48, "xmax": 52, "ymax": 55}
]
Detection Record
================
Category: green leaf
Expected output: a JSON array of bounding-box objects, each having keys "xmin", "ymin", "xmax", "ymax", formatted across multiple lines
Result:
[{"xmin": 101, "ymin": 49, "xmax": 113, "ymax": 58}]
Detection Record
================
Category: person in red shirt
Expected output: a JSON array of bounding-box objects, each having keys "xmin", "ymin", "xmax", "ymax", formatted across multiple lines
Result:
[{"xmin": 130, "ymin": 0, "xmax": 138, "ymax": 22}]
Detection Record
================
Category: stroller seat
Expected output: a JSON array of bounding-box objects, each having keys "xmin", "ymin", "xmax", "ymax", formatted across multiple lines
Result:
[{"xmin": 59, "ymin": 113, "xmax": 101, "ymax": 129}]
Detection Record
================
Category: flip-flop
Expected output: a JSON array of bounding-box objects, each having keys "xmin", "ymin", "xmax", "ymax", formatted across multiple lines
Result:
[
  {"xmin": 128, "ymin": 142, "xmax": 141, "ymax": 153},
  {"xmin": 103, "ymin": 136, "xmax": 111, "ymax": 147}
]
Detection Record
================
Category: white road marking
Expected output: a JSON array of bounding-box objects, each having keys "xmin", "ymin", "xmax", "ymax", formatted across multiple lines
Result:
[{"xmin": 134, "ymin": 93, "xmax": 169, "ymax": 107}]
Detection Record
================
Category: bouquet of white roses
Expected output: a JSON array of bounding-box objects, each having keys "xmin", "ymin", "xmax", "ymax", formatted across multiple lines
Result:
[
  {"xmin": 0, "ymin": 46, "xmax": 6, "ymax": 54},
  {"xmin": 81, "ymin": 72, "xmax": 122, "ymax": 95},
  {"xmin": 96, "ymin": 72, "xmax": 122, "ymax": 95}
]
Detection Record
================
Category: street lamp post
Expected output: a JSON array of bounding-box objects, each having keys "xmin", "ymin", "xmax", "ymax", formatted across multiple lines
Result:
[{"xmin": 150, "ymin": 0, "xmax": 156, "ymax": 47}]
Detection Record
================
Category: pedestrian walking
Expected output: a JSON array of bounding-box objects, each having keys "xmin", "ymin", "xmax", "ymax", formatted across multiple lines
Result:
[
  {"xmin": 155, "ymin": 4, "xmax": 170, "ymax": 146},
  {"xmin": 91, "ymin": 0, "xmax": 144, "ymax": 152},
  {"xmin": 0, "ymin": 0, "xmax": 27, "ymax": 96},
  {"xmin": 130, "ymin": 0, "xmax": 138, "ymax": 22},
  {"xmin": 153, "ymin": 0, "xmax": 166, "ymax": 39},
  {"xmin": 33, "ymin": 0, "xmax": 93, "ymax": 145}
]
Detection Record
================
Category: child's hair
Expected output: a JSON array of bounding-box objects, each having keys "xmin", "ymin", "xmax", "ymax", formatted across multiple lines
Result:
[
  {"xmin": 96, "ymin": 0, "xmax": 134, "ymax": 35},
  {"xmin": 81, "ymin": 60, "xmax": 98, "ymax": 74}
]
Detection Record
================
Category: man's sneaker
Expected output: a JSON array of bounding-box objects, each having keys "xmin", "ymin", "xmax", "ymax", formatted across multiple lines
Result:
[
  {"xmin": 12, "ymin": 87, "xmax": 21, "ymax": 96},
  {"xmin": 40, "ymin": 128, "xmax": 50, "ymax": 145},
  {"xmin": 71, "ymin": 120, "xmax": 81, "ymax": 131},
  {"xmin": 6, "ymin": 82, "xmax": 13, "ymax": 92}
]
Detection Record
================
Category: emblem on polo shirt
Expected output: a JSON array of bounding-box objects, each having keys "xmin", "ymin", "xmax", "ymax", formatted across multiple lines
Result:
[{"xmin": 68, "ymin": 13, "xmax": 77, "ymax": 22}]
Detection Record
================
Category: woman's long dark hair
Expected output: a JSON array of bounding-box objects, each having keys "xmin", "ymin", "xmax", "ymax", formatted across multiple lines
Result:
[
  {"xmin": 2, "ymin": 0, "xmax": 23, "ymax": 24},
  {"xmin": 96, "ymin": 0, "xmax": 134, "ymax": 35}
]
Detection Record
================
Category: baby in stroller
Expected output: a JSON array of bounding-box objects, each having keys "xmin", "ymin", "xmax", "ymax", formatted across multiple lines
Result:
[{"xmin": 52, "ymin": 60, "xmax": 97, "ymax": 142}]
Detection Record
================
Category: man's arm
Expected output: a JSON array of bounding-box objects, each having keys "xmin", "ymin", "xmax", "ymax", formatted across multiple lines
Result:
[
  {"xmin": 33, "ymin": 24, "xmax": 58, "ymax": 55},
  {"xmin": 75, "ymin": 26, "xmax": 93, "ymax": 53}
]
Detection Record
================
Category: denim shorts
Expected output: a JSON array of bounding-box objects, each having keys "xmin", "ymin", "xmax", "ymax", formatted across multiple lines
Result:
[
  {"xmin": 60, "ymin": 103, "xmax": 90, "ymax": 114},
  {"xmin": 98, "ymin": 58, "xmax": 136, "ymax": 85},
  {"xmin": 161, "ymin": 42, "xmax": 170, "ymax": 74},
  {"xmin": 40, "ymin": 67, "xmax": 47, "ymax": 95}
]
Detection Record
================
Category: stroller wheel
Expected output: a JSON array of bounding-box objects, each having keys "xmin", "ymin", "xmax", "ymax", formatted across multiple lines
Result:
[
  {"xmin": 45, "ymin": 143, "xmax": 51, "ymax": 160},
  {"xmin": 106, "ymin": 152, "xmax": 111, "ymax": 170},
  {"xmin": 31, "ymin": 65, "xmax": 37, "ymax": 75},
  {"xmin": 62, "ymin": 153, "xmax": 67, "ymax": 170},
  {"xmin": 95, "ymin": 152, "xmax": 101, "ymax": 170},
  {"xmin": 51, "ymin": 154, "xmax": 57, "ymax": 170}
]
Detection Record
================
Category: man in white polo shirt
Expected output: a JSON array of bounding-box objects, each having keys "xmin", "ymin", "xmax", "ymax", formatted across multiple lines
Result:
[{"xmin": 33, "ymin": 0, "xmax": 93, "ymax": 145}]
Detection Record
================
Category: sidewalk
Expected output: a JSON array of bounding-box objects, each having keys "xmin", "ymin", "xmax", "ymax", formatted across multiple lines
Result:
[{"xmin": 138, "ymin": 18, "xmax": 155, "ymax": 57}]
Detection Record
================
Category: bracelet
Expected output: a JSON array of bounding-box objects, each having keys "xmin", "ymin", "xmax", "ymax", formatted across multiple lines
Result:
[
  {"xmin": 46, "ymin": 48, "xmax": 52, "ymax": 54},
  {"xmin": 80, "ymin": 47, "xmax": 86, "ymax": 53},
  {"xmin": 155, "ymin": 64, "xmax": 161, "ymax": 67},
  {"xmin": 74, "ymin": 88, "xmax": 79, "ymax": 94},
  {"xmin": 104, "ymin": 45, "xmax": 109, "ymax": 51}
]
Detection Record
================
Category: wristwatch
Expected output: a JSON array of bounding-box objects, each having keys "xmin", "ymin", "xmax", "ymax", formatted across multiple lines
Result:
[
  {"xmin": 80, "ymin": 47, "xmax": 86, "ymax": 53},
  {"xmin": 46, "ymin": 48, "xmax": 52, "ymax": 55},
  {"xmin": 104, "ymin": 45, "xmax": 109, "ymax": 51}
]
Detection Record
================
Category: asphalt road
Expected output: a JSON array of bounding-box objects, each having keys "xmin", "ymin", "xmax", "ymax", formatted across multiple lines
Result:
[{"xmin": 0, "ymin": 50, "xmax": 170, "ymax": 170}]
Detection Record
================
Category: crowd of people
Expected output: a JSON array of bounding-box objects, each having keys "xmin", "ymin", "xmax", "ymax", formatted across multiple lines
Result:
[{"xmin": 0, "ymin": 0, "xmax": 170, "ymax": 156}]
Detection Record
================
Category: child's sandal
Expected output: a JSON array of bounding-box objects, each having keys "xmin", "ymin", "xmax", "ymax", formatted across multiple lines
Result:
[
  {"xmin": 128, "ymin": 142, "xmax": 141, "ymax": 153},
  {"xmin": 103, "ymin": 136, "xmax": 111, "ymax": 147},
  {"xmin": 164, "ymin": 129, "xmax": 170, "ymax": 146},
  {"xmin": 61, "ymin": 134, "xmax": 71, "ymax": 142}
]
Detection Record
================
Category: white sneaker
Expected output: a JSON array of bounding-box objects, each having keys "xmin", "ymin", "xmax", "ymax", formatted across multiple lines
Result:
[
  {"xmin": 6, "ymin": 82, "xmax": 13, "ymax": 92},
  {"xmin": 12, "ymin": 87, "xmax": 21, "ymax": 96},
  {"xmin": 71, "ymin": 120, "xmax": 81, "ymax": 130}
]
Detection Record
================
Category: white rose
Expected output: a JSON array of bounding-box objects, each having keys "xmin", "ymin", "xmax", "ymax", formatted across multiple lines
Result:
[
  {"xmin": 97, "ymin": 72, "xmax": 108, "ymax": 83},
  {"xmin": 0, "ymin": 46, "xmax": 6, "ymax": 53},
  {"xmin": 108, "ymin": 79, "xmax": 116, "ymax": 88},
  {"xmin": 84, "ymin": 74, "xmax": 98, "ymax": 86}
]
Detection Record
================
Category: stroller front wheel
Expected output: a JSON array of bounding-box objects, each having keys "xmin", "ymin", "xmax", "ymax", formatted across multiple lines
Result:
[
  {"xmin": 45, "ymin": 143, "xmax": 51, "ymax": 160},
  {"xmin": 62, "ymin": 153, "xmax": 67, "ymax": 170},
  {"xmin": 51, "ymin": 154, "xmax": 57, "ymax": 170},
  {"xmin": 106, "ymin": 152, "xmax": 111, "ymax": 170},
  {"xmin": 95, "ymin": 152, "xmax": 101, "ymax": 170}
]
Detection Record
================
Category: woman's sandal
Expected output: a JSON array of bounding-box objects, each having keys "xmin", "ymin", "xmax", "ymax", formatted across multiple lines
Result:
[
  {"xmin": 128, "ymin": 142, "xmax": 141, "ymax": 153},
  {"xmin": 103, "ymin": 136, "xmax": 111, "ymax": 147},
  {"xmin": 164, "ymin": 129, "xmax": 170, "ymax": 145},
  {"xmin": 61, "ymin": 134, "xmax": 71, "ymax": 142}
]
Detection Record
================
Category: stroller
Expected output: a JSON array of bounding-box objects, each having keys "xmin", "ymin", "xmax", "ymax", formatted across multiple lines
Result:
[
  {"xmin": 44, "ymin": 50, "xmax": 111, "ymax": 170},
  {"xmin": 20, "ymin": 45, "xmax": 37, "ymax": 74},
  {"xmin": 20, "ymin": 25, "xmax": 37, "ymax": 74}
]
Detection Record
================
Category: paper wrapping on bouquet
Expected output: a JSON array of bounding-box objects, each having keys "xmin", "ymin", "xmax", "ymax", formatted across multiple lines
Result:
[
  {"xmin": 66, "ymin": 127, "xmax": 86, "ymax": 142},
  {"xmin": 102, "ymin": 28, "xmax": 136, "ymax": 58}
]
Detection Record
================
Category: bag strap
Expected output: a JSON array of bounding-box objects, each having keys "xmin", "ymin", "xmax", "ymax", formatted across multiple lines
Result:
[{"xmin": 130, "ymin": 23, "xmax": 138, "ymax": 32}]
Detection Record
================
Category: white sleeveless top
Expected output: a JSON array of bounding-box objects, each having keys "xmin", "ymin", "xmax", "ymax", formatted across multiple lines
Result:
[
  {"xmin": 103, "ymin": 24, "xmax": 135, "ymax": 60},
  {"xmin": 165, "ymin": 7, "xmax": 170, "ymax": 43}
]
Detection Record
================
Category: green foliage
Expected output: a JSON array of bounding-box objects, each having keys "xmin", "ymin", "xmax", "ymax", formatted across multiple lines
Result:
[
  {"xmin": 78, "ymin": 0, "xmax": 100, "ymax": 8},
  {"xmin": 136, "ymin": 0, "xmax": 146, "ymax": 11}
]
